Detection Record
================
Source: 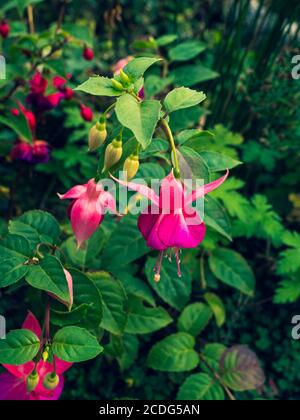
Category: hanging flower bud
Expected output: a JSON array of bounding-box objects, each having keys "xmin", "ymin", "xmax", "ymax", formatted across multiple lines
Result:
[
  {"xmin": 80, "ymin": 104, "xmax": 93, "ymax": 122},
  {"xmin": 111, "ymin": 79, "xmax": 124, "ymax": 91},
  {"xmin": 42, "ymin": 350, "xmax": 49, "ymax": 362},
  {"xmin": 83, "ymin": 47, "xmax": 94, "ymax": 61},
  {"xmin": 26, "ymin": 371, "xmax": 39, "ymax": 393},
  {"xmin": 103, "ymin": 138, "xmax": 123, "ymax": 171},
  {"xmin": 123, "ymin": 154, "xmax": 140, "ymax": 180},
  {"xmin": 89, "ymin": 121, "xmax": 107, "ymax": 151},
  {"xmin": 119, "ymin": 69, "xmax": 131, "ymax": 87},
  {"xmin": 42, "ymin": 373, "xmax": 60, "ymax": 391},
  {"xmin": 0, "ymin": 20, "xmax": 10, "ymax": 38}
]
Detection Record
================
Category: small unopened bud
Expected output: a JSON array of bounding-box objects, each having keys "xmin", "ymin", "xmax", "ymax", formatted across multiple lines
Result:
[
  {"xmin": 103, "ymin": 138, "xmax": 123, "ymax": 171},
  {"xmin": 89, "ymin": 122, "xmax": 107, "ymax": 151},
  {"xmin": 119, "ymin": 69, "xmax": 131, "ymax": 87},
  {"xmin": 154, "ymin": 274, "xmax": 161, "ymax": 283},
  {"xmin": 111, "ymin": 79, "xmax": 124, "ymax": 91},
  {"xmin": 26, "ymin": 371, "xmax": 39, "ymax": 393},
  {"xmin": 42, "ymin": 373, "xmax": 60, "ymax": 391},
  {"xmin": 42, "ymin": 350, "xmax": 49, "ymax": 362},
  {"xmin": 123, "ymin": 154, "xmax": 139, "ymax": 180}
]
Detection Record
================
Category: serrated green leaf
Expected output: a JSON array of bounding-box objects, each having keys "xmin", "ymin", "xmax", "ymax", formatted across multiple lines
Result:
[
  {"xmin": 177, "ymin": 373, "xmax": 225, "ymax": 400},
  {"xmin": 75, "ymin": 76, "xmax": 122, "ymax": 97},
  {"xmin": 204, "ymin": 293, "xmax": 226, "ymax": 327},
  {"xmin": 200, "ymin": 151, "xmax": 242, "ymax": 172},
  {"xmin": 0, "ymin": 329, "xmax": 40, "ymax": 365},
  {"xmin": 124, "ymin": 57, "xmax": 161, "ymax": 82},
  {"xmin": 164, "ymin": 87, "xmax": 206, "ymax": 113},
  {"xmin": 177, "ymin": 303, "xmax": 213, "ymax": 336}
]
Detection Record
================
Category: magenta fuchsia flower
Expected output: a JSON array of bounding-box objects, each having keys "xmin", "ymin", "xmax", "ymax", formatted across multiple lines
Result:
[
  {"xmin": 83, "ymin": 47, "xmax": 94, "ymax": 61},
  {"xmin": 10, "ymin": 140, "xmax": 50, "ymax": 164},
  {"xmin": 58, "ymin": 179, "xmax": 117, "ymax": 247},
  {"xmin": 113, "ymin": 170, "xmax": 229, "ymax": 280},
  {"xmin": 52, "ymin": 76, "xmax": 74, "ymax": 100},
  {"xmin": 27, "ymin": 72, "xmax": 66, "ymax": 112},
  {"xmin": 80, "ymin": 104, "xmax": 93, "ymax": 122},
  {"xmin": 10, "ymin": 141, "xmax": 33, "ymax": 162},
  {"xmin": 0, "ymin": 312, "xmax": 72, "ymax": 400},
  {"xmin": 0, "ymin": 20, "xmax": 10, "ymax": 38},
  {"xmin": 29, "ymin": 71, "xmax": 48, "ymax": 95}
]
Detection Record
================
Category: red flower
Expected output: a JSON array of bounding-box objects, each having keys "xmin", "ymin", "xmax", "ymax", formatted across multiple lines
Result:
[
  {"xmin": 32, "ymin": 140, "xmax": 50, "ymax": 163},
  {"xmin": 52, "ymin": 76, "xmax": 74, "ymax": 100},
  {"xmin": 80, "ymin": 104, "xmax": 93, "ymax": 121},
  {"xmin": 83, "ymin": 47, "xmax": 94, "ymax": 61},
  {"xmin": 29, "ymin": 72, "xmax": 48, "ymax": 95},
  {"xmin": 10, "ymin": 142, "xmax": 33, "ymax": 162},
  {"xmin": 0, "ymin": 20, "xmax": 10, "ymax": 38}
]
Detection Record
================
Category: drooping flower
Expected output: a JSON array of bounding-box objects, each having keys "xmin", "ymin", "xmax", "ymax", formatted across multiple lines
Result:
[
  {"xmin": 52, "ymin": 76, "xmax": 74, "ymax": 100},
  {"xmin": 29, "ymin": 71, "xmax": 48, "ymax": 95},
  {"xmin": 112, "ymin": 170, "xmax": 229, "ymax": 280},
  {"xmin": 0, "ymin": 312, "xmax": 72, "ymax": 400},
  {"xmin": 0, "ymin": 20, "xmax": 10, "ymax": 38},
  {"xmin": 27, "ymin": 72, "xmax": 65, "ymax": 112},
  {"xmin": 10, "ymin": 141, "xmax": 33, "ymax": 162},
  {"xmin": 32, "ymin": 140, "xmax": 50, "ymax": 163},
  {"xmin": 83, "ymin": 47, "xmax": 94, "ymax": 61},
  {"xmin": 10, "ymin": 140, "xmax": 51, "ymax": 164},
  {"xmin": 58, "ymin": 179, "xmax": 117, "ymax": 247},
  {"xmin": 80, "ymin": 104, "xmax": 93, "ymax": 122}
]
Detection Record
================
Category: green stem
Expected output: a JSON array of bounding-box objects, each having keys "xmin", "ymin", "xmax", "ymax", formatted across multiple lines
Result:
[
  {"xmin": 160, "ymin": 118, "xmax": 180, "ymax": 177},
  {"xmin": 103, "ymin": 102, "xmax": 116, "ymax": 117}
]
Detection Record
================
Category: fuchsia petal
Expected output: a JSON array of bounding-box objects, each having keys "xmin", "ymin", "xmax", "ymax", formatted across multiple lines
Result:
[
  {"xmin": 159, "ymin": 170, "xmax": 185, "ymax": 211},
  {"xmin": 58, "ymin": 184, "xmax": 87, "ymax": 200},
  {"xmin": 186, "ymin": 170, "xmax": 229, "ymax": 205},
  {"xmin": 0, "ymin": 373, "xmax": 28, "ymax": 400},
  {"xmin": 157, "ymin": 210, "xmax": 206, "ymax": 249},
  {"xmin": 138, "ymin": 212, "xmax": 168, "ymax": 250},
  {"xmin": 22, "ymin": 311, "xmax": 42, "ymax": 338},
  {"xmin": 54, "ymin": 357, "xmax": 72, "ymax": 375},
  {"xmin": 97, "ymin": 191, "xmax": 118, "ymax": 215},
  {"xmin": 111, "ymin": 175, "xmax": 159, "ymax": 206},
  {"xmin": 3, "ymin": 362, "xmax": 34, "ymax": 379},
  {"xmin": 70, "ymin": 195, "xmax": 104, "ymax": 246}
]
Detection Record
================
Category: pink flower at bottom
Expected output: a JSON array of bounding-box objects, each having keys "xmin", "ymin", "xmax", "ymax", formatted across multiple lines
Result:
[
  {"xmin": 58, "ymin": 179, "xmax": 117, "ymax": 247},
  {"xmin": 0, "ymin": 312, "xmax": 72, "ymax": 401},
  {"xmin": 113, "ymin": 170, "xmax": 229, "ymax": 280}
]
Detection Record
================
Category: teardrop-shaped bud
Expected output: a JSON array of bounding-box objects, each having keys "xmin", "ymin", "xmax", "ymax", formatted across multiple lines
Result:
[
  {"xmin": 103, "ymin": 138, "xmax": 123, "ymax": 171},
  {"xmin": 89, "ymin": 122, "xmax": 107, "ymax": 151},
  {"xmin": 119, "ymin": 69, "xmax": 131, "ymax": 87},
  {"xmin": 123, "ymin": 154, "xmax": 140, "ymax": 180},
  {"xmin": 111, "ymin": 79, "xmax": 124, "ymax": 91},
  {"xmin": 42, "ymin": 373, "xmax": 60, "ymax": 391},
  {"xmin": 26, "ymin": 371, "xmax": 39, "ymax": 393}
]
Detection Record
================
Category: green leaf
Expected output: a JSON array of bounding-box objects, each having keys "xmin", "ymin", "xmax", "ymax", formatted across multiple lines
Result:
[
  {"xmin": 75, "ymin": 76, "xmax": 123, "ymax": 97},
  {"xmin": 220, "ymin": 346, "xmax": 265, "ymax": 391},
  {"xmin": 52, "ymin": 270, "xmax": 103, "ymax": 329},
  {"xmin": 177, "ymin": 373, "xmax": 225, "ymax": 400},
  {"xmin": 101, "ymin": 216, "xmax": 149, "ymax": 269},
  {"xmin": 117, "ymin": 334, "xmax": 139, "ymax": 371},
  {"xmin": 124, "ymin": 57, "xmax": 161, "ymax": 82},
  {"xmin": 209, "ymin": 248, "xmax": 255, "ymax": 296},
  {"xmin": 204, "ymin": 293, "xmax": 226, "ymax": 327},
  {"xmin": 169, "ymin": 41, "xmax": 206, "ymax": 62},
  {"xmin": 0, "ymin": 113, "xmax": 32, "ymax": 142},
  {"xmin": 90, "ymin": 272, "xmax": 128, "ymax": 335},
  {"xmin": 0, "ymin": 329, "xmax": 40, "ymax": 365},
  {"xmin": 200, "ymin": 151, "xmax": 242, "ymax": 172},
  {"xmin": 26, "ymin": 256, "xmax": 71, "ymax": 305},
  {"xmin": 274, "ymin": 276, "xmax": 300, "ymax": 304},
  {"xmin": 0, "ymin": 259, "xmax": 29, "ymax": 288},
  {"xmin": 9, "ymin": 211, "xmax": 60, "ymax": 247},
  {"xmin": 52, "ymin": 327, "xmax": 103, "ymax": 363},
  {"xmin": 177, "ymin": 146, "xmax": 210, "ymax": 183},
  {"xmin": 113, "ymin": 271, "xmax": 155, "ymax": 306},
  {"xmin": 204, "ymin": 197, "xmax": 232, "ymax": 241},
  {"xmin": 0, "ymin": 234, "xmax": 31, "ymax": 260},
  {"xmin": 51, "ymin": 304, "xmax": 91, "ymax": 327},
  {"xmin": 145, "ymin": 257, "xmax": 192, "ymax": 310},
  {"xmin": 177, "ymin": 130, "xmax": 214, "ymax": 146},
  {"xmin": 115, "ymin": 94, "xmax": 161, "ymax": 149},
  {"xmin": 125, "ymin": 296, "xmax": 172, "ymax": 335},
  {"xmin": 164, "ymin": 87, "xmax": 206, "ymax": 113},
  {"xmin": 156, "ymin": 34, "xmax": 177, "ymax": 47},
  {"xmin": 200, "ymin": 343, "xmax": 227, "ymax": 374},
  {"xmin": 172, "ymin": 64, "xmax": 219, "ymax": 87},
  {"xmin": 147, "ymin": 333, "xmax": 199, "ymax": 372},
  {"xmin": 177, "ymin": 303, "xmax": 213, "ymax": 336}
]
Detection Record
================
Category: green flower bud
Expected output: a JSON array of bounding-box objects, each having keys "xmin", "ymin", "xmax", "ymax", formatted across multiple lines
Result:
[
  {"xmin": 111, "ymin": 79, "xmax": 124, "ymax": 91},
  {"xmin": 89, "ymin": 122, "xmax": 107, "ymax": 151},
  {"xmin": 123, "ymin": 154, "xmax": 140, "ymax": 180},
  {"xmin": 103, "ymin": 139, "xmax": 123, "ymax": 171},
  {"xmin": 119, "ymin": 69, "xmax": 131, "ymax": 87},
  {"xmin": 42, "ymin": 373, "xmax": 60, "ymax": 391},
  {"xmin": 26, "ymin": 371, "xmax": 39, "ymax": 393}
]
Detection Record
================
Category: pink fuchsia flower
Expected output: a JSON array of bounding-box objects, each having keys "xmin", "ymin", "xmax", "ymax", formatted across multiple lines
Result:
[
  {"xmin": 80, "ymin": 104, "xmax": 93, "ymax": 122},
  {"xmin": 29, "ymin": 71, "xmax": 48, "ymax": 95},
  {"xmin": 58, "ymin": 179, "xmax": 117, "ymax": 247},
  {"xmin": 52, "ymin": 76, "xmax": 74, "ymax": 100},
  {"xmin": 10, "ymin": 141, "xmax": 33, "ymax": 162},
  {"xmin": 0, "ymin": 312, "xmax": 72, "ymax": 400},
  {"xmin": 113, "ymin": 170, "xmax": 229, "ymax": 280},
  {"xmin": 83, "ymin": 47, "xmax": 94, "ymax": 61},
  {"xmin": 0, "ymin": 20, "xmax": 10, "ymax": 38},
  {"xmin": 32, "ymin": 140, "xmax": 51, "ymax": 164}
]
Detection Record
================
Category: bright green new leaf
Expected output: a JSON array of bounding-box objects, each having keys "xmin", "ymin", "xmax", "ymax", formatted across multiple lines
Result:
[{"xmin": 164, "ymin": 87, "xmax": 206, "ymax": 113}]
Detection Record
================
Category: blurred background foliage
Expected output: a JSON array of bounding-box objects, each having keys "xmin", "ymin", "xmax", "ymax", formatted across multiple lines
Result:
[{"xmin": 0, "ymin": 0, "xmax": 300, "ymax": 400}]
